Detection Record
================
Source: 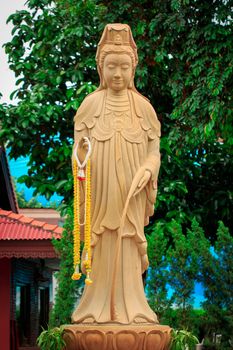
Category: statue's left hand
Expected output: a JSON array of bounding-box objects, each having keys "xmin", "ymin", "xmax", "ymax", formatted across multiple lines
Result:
[{"xmin": 133, "ymin": 169, "xmax": 151, "ymax": 197}]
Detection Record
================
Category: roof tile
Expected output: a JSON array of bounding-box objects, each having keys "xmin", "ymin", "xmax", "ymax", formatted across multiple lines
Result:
[
  {"xmin": 19, "ymin": 216, "xmax": 34, "ymax": 224},
  {"xmin": 30, "ymin": 220, "xmax": 45, "ymax": 228},
  {"xmin": 9, "ymin": 212, "xmax": 23, "ymax": 220},
  {"xmin": 54, "ymin": 227, "xmax": 63, "ymax": 234},
  {"xmin": 0, "ymin": 209, "xmax": 11, "ymax": 216},
  {"xmin": 43, "ymin": 223, "xmax": 57, "ymax": 231},
  {"xmin": 0, "ymin": 210, "xmax": 62, "ymax": 240}
]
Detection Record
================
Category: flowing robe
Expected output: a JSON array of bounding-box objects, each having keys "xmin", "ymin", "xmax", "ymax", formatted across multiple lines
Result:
[{"xmin": 72, "ymin": 89, "xmax": 161, "ymax": 324}]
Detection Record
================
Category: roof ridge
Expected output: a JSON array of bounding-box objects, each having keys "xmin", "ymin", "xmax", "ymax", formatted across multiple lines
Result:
[{"xmin": 0, "ymin": 208, "xmax": 63, "ymax": 235}]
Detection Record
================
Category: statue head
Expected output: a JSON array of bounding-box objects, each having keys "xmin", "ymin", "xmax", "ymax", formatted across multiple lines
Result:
[{"xmin": 96, "ymin": 24, "xmax": 138, "ymax": 92}]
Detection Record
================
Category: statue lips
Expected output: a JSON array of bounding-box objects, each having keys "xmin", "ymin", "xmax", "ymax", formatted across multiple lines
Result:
[
  {"xmin": 112, "ymin": 80, "xmax": 124, "ymax": 90},
  {"xmin": 113, "ymin": 80, "xmax": 124, "ymax": 85}
]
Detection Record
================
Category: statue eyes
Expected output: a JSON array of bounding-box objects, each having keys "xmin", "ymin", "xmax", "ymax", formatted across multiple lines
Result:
[
  {"xmin": 121, "ymin": 65, "xmax": 130, "ymax": 70},
  {"xmin": 107, "ymin": 64, "xmax": 130, "ymax": 70}
]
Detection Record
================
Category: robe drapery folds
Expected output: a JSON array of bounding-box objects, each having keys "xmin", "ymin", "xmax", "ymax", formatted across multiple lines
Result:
[{"xmin": 72, "ymin": 89, "xmax": 161, "ymax": 324}]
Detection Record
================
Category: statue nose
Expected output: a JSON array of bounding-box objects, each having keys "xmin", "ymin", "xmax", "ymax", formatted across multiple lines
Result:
[{"xmin": 114, "ymin": 67, "xmax": 121, "ymax": 78}]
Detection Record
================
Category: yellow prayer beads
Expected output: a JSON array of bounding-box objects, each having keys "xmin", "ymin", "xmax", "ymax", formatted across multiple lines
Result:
[
  {"xmin": 72, "ymin": 159, "xmax": 81, "ymax": 281},
  {"xmin": 72, "ymin": 155, "xmax": 92, "ymax": 284}
]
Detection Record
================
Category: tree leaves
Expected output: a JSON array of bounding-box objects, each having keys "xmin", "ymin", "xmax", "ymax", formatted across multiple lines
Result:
[
  {"xmin": 0, "ymin": 0, "xmax": 104, "ymax": 203},
  {"xmin": 49, "ymin": 210, "xmax": 84, "ymax": 327},
  {"xmin": 0, "ymin": 0, "xmax": 232, "ymax": 234},
  {"xmin": 201, "ymin": 221, "xmax": 233, "ymax": 346}
]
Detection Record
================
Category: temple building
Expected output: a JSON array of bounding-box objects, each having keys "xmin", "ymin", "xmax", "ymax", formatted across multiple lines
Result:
[{"xmin": 0, "ymin": 145, "xmax": 62, "ymax": 350}]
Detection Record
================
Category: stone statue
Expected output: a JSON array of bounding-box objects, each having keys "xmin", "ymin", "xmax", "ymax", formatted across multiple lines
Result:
[{"xmin": 71, "ymin": 23, "xmax": 161, "ymax": 326}]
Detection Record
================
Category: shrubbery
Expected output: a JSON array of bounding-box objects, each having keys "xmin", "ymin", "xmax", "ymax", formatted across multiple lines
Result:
[{"xmin": 147, "ymin": 219, "xmax": 233, "ymax": 349}]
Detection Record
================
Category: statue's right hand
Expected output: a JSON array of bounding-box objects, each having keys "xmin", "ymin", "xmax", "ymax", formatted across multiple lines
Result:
[
  {"xmin": 79, "ymin": 137, "xmax": 89, "ymax": 150},
  {"xmin": 75, "ymin": 137, "xmax": 89, "ymax": 163}
]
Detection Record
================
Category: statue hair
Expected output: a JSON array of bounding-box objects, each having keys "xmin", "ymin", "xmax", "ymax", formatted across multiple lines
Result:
[{"xmin": 97, "ymin": 45, "xmax": 137, "ymax": 70}]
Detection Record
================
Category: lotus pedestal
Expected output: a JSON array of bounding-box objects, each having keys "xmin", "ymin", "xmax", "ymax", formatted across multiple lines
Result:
[{"xmin": 63, "ymin": 324, "xmax": 171, "ymax": 350}]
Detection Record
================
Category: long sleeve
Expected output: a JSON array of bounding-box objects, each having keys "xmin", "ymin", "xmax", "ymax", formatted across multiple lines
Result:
[{"xmin": 144, "ymin": 137, "xmax": 161, "ymax": 183}]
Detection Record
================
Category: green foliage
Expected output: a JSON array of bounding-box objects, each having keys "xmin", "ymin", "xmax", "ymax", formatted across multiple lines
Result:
[
  {"xmin": 0, "ymin": 0, "xmax": 104, "ymax": 203},
  {"xmin": 14, "ymin": 178, "xmax": 59, "ymax": 208},
  {"xmin": 101, "ymin": 0, "xmax": 233, "ymax": 234},
  {"xmin": 16, "ymin": 189, "xmax": 42, "ymax": 208},
  {"xmin": 167, "ymin": 220, "xmax": 199, "ymax": 328},
  {"xmin": 16, "ymin": 189, "xmax": 60, "ymax": 208},
  {"xmin": 147, "ymin": 218, "xmax": 209, "ymax": 329},
  {"xmin": 12, "ymin": 177, "xmax": 44, "ymax": 208},
  {"xmin": 0, "ymin": 0, "xmax": 232, "ymax": 235},
  {"xmin": 170, "ymin": 329, "xmax": 199, "ymax": 350},
  {"xmin": 165, "ymin": 309, "xmax": 205, "ymax": 338},
  {"xmin": 49, "ymin": 209, "xmax": 83, "ymax": 327},
  {"xmin": 0, "ymin": 1, "xmax": 232, "ymax": 344},
  {"xmin": 37, "ymin": 326, "xmax": 65, "ymax": 350},
  {"xmin": 147, "ymin": 222, "xmax": 172, "ymax": 319},
  {"xmin": 201, "ymin": 221, "xmax": 233, "ymax": 348},
  {"xmin": 146, "ymin": 219, "xmax": 232, "ymax": 346}
]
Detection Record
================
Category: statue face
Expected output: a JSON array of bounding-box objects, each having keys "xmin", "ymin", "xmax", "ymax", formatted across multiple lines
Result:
[{"xmin": 103, "ymin": 53, "xmax": 133, "ymax": 92}]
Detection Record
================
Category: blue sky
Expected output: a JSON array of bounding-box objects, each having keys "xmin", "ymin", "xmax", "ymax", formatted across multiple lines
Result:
[{"xmin": 8, "ymin": 153, "xmax": 63, "ymax": 207}]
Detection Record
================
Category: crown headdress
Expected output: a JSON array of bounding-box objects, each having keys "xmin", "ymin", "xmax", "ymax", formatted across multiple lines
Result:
[{"xmin": 96, "ymin": 23, "xmax": 138, "ymax": 65}]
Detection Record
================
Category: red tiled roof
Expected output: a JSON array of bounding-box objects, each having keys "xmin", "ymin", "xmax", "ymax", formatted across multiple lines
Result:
[{"xmin": 0, "ymin": 209, "xmax": 63, "ymax": 240}]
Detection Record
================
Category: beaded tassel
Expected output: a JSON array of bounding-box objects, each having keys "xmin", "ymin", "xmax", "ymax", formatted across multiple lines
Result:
[
  {"xmin": 72, "ymin": 154, "xmax": 92, "ymax": 284},
  {"xmin": 83, "ymin": 158, "xmax": 92, "ymax": 285},
  {"xmin": 72, "ymin": 159, "xmax": 81, "ymax": 280}
]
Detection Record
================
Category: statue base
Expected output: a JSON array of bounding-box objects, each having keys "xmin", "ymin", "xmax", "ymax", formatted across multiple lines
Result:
[{"xmin": 63, "ymin": 324, "xmax": 171, "ymax": 350}]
